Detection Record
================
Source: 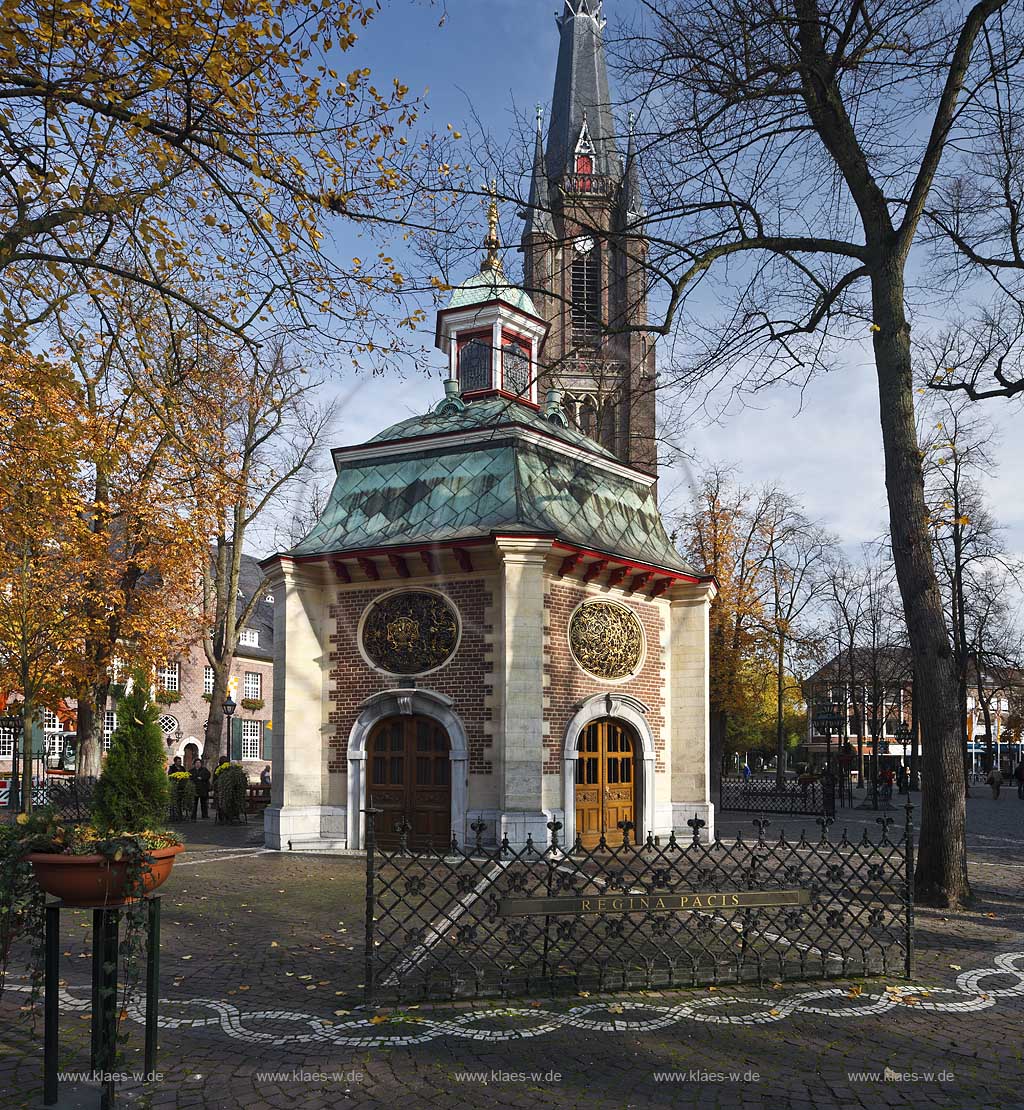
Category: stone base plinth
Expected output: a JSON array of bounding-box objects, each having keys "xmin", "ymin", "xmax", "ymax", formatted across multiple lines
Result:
[{"xmin": 264, "ymin": 805, "xmax": 348, "ymax": 851}]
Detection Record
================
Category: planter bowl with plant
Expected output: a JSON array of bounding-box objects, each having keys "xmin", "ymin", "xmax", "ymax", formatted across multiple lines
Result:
[{"xmin": 16, "ymin": 675, "xmax": 184, "ymax": 908}]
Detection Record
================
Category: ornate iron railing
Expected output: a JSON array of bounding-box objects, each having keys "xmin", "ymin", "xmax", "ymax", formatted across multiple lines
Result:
[
  {"xmin": 0, "ymin": 774, "xmax": 97, "ymax": 819},
  {"xmin": 719, "ymin": 775, "xmax": 831, "ymax": 815},
  {"xmin": 363, "ymin": 806, "xmax": 914, "ymax": 1004}
]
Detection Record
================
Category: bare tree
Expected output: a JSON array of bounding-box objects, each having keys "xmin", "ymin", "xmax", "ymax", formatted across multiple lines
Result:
[
  {"xmin": 155, "ymin": 340, "xmax": 335, "ymax": 759},
  {"xmin": 759, "ymin": 499, "xmax": 831, "ymax": 786},
  {"xmin": 920, "ymin": 384, "xmax": 1019, "ymax": 788},
  {"xmin": 580, "ymin": 0, "xmax": 1024, "ymax": 905}
]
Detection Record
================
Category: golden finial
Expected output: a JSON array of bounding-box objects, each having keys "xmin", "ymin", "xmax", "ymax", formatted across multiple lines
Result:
[{"xmin": 480, "ymin": 178, "xmax": 504, "ymax": 274}]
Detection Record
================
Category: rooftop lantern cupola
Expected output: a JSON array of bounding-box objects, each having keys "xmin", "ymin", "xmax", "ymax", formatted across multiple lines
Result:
[{"xmin": 435, "ymin": 181, "xmax": 550, "ymax": 406}]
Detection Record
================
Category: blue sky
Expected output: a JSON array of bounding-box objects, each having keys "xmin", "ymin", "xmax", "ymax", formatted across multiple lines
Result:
[{"xmin": 300, "ymin": 0, "xmax": 1024, "ymax": 561}]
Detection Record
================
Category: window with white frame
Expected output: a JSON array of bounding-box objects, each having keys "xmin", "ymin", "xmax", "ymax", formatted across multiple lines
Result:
[
  {"xmin": 243, "ymin": 672, "xmax": 261, "ymax": 701},
  {"xmin": 43, "ymin": 709, "xmax": 60, "ymax": 732},
  {"xmin": 204, "ymin": 666, "xmax": 215, "ymax": 695},
  {"xmin": 0, "ymin": 723, "xmax": 14, "ymax": 759},
  {"xmin": 241, "ymin": 720, "xmax": 262, "ymax": 760},
  {"xmin": 157, "ymin": 714, "xmax": 178, "ymax": 735},
  {"xmin": 156, "ymin": 662, "xmax": 180, "ymax": 692},
  {"xmin": 103, "ymin": 711, "xmax": 117, "ymax": 751},
  {"xmin": 44, "ymin": 732, "xmax": 64, "ymax": 757},
  {"xmin": 239, "ymin": 628, "xmax": 259, "ymax": 648}
]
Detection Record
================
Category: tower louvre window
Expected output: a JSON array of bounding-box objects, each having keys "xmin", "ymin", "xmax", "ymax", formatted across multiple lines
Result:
[
  {"xmin": 458, "ymin": 337, "xmax": 491, "ymax": 392},
  {"xmin": 572, "ymin": 250, "xmax": 602, "ymax": 344},
  {"xmin": 502, "ymin": 341, "xmax": 530, "ymax": 396}
]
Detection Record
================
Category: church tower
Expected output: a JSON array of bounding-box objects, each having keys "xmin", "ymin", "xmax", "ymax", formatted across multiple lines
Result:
[{"xmin": 520, "ymin": 0, "xmax": 657, "ymax": 476}]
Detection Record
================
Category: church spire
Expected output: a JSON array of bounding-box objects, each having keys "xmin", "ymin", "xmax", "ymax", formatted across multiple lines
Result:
[
  {"xmin": 622, "ymin": 111, "xmax": 646, "ymax": 220},
  {"xmin": 521, "ymin": 106, "xmax": 554, "ymax": 239},
  {"xmin": 547, "ymin": 0, "xmax": 619, "ymax": 183}
]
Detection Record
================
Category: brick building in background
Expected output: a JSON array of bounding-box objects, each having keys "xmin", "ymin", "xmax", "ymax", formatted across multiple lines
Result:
[{"xmin": 0, "ymin": 553, "xmax": 274, "ymax": 785}]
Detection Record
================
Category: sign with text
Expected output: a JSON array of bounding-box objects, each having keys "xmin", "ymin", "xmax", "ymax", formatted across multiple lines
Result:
[{"xmin": 498, "ymin": 889, "xmax": 810, "ymax": 917}]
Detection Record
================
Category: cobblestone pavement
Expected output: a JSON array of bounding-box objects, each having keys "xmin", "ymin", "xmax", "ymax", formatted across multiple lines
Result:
[{"xmin": 1, "ymin": 799, "xmax": 1022, "ymax": 1110}]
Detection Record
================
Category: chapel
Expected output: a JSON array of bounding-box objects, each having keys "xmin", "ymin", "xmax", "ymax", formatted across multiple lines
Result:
[{"xmin": 261, "ymin": 0, "xmax": 716, "ymax": 851}]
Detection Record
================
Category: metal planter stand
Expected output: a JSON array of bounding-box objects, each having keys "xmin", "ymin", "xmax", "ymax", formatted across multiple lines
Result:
[{"xmin": 43, "ymin": 895, "xmax": 162, "ymax": 1109}]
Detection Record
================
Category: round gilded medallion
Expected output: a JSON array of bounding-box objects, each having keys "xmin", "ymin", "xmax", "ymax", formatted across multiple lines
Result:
[
  {"xmin": 568, "ymin": 600, "xmax": 644, "ymax": 680},
  {"xmin": 361, "ymin": 590, "xmax": 460, "ymax": 675}
]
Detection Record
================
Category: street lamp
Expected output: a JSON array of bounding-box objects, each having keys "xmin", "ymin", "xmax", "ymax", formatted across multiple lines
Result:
[
  {"xmin": 869, "ymin": 714, "xmax": 883, "ymax": 812},
  {"xmin": 223, "ymin": 694, "xmax": 236, "ymax": 762},
  {"xmin": 812, "ymin": 704, "xmax": 843, "ymax": 774},
  {"xmin": 1, "ymin": 714, "xmax": 24, "ymax": 812},
  {"xmin": 894, "ymin": 720, "xmax": 913, "ymax": 792}
]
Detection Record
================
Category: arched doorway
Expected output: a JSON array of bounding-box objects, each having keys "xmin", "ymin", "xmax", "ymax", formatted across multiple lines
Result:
[
  {"xmin": 184, "ymin": 742, "xmax": 199, "ymax": 769},
  {"xmin": 367, "ymin": 715, "xmax": 452, "ymax": 849},
  {"xmin": 574, "ymin": 718, "xmax": 636, "ymax": 848}
]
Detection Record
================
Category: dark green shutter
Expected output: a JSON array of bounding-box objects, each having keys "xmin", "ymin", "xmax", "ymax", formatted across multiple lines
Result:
[
  {"xmin": 260, "ymin": 722, "xmax": 270, "ymax": 761},
  {"xmin": 230, "ymin": 717, "xmax": 243, "ymax": 760}
]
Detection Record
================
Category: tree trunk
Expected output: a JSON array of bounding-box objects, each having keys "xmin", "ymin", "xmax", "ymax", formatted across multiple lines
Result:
[
  {"xmin": 709, "ymin": 706, "xmax": 726, "ymax": 798},
  {"xmin": 20, "ymin": 699, "xmax": 33, "ymax": 813},
  {"xmin": 872, "ymin": 264, "xmax": 969, "ymax": 907},
  {"xmin": 204, "ymin": 666, "xmax": 230, "ymax": 761},
  {"xmin": 76, "ymin": 700, "xmax": 102, "ymax": 778},
  {"xmin": 775, "ymin": 634, "xmax": 786, "ymax": 787}
]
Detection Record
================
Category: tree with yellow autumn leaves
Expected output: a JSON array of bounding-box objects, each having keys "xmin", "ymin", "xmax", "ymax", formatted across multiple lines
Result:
[
  {"xmin": 0, "ymin": 0, "xmax": 429, "ymax": 362},
  {"xmin": 675, "ymin": 466, "xmax": 828, "ymax": 789},
  {"xmin": 0, "ymin": 337, "xmax": 210, "ymax": 788}
]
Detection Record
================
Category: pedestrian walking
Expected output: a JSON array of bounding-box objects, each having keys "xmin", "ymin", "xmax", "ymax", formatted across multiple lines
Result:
[
  {"xmin": 260, "ymin": 765, "xmax": 271, "ymax": 786},
  {"xmin": 1014, "ymin": 762, "xmax": 1024, "ymax": 800},
  {"xmin": 191, "ymin": 757, "xmax": 212, "ymax": 819},
  {"xmin": 987, "ymin": 766, "xmax": 1002, "ymax": 800}
]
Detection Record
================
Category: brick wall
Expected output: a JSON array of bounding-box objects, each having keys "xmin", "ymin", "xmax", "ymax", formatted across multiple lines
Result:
[
  {"xmin": 153, "ymin": 647, "xmax": 273, "ymax": 773},
  {"xmin": 543, "ymin": 580, "xmax": 667, "ymax": 773},
  {"xmin": 327, "ymin": 580, "xmax": 494, "ymax": 774}
]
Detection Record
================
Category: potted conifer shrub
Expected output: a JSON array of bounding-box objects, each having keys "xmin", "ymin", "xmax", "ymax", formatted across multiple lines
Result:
[{"xmin": 20, "ymin": 676, "xmax": 184, "ymax": 907}]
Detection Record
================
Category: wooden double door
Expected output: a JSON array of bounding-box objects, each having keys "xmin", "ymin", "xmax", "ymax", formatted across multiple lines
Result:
[
  {"xmin": 575, "ymin": 719, "xmax": 637, "ymax": 848},
  {"xmin": 368, "ymin": 716, "xmax": 451, "ymax": 849}
]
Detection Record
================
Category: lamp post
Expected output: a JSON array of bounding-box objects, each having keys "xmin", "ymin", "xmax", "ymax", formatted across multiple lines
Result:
[
  {"xmin": 812, "ymin": 704, "xmax": 843, "ymax": 773},
  {"xmin": 868, "ymin": 712, "xmax": 882, "ymax": 810},
  {"xmin": 895, "ymin": 720, "xmax": 912, "ymax": 793},
  {"xmin": 223, "ymin": 694, "xmax": 236, "ymax": 762},
  {"xmin": 1, "ymin": 714, "xmax": 24, "ymax": 812}
]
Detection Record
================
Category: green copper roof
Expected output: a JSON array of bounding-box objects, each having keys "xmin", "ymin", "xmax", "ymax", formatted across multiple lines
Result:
[
  {"xmin": 447, "ymin": 269, "xmax": 538, "ymax": 316},
  {"xmin": 366, "ymin": 394, "xmax": 616, "ymax": 458},
  {"xmin": 291, "ymin": 397, "xmax": 693, "ymax": 575}
]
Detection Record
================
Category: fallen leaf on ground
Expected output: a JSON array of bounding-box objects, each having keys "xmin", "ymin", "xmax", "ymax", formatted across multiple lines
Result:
[
  {"xmin": 370, "ymin": 1015, "xmax": 388, "ymax": 1025},
  {"xmin": 949, "ymin": 964, "xmax": 961, "ymax": 971}
]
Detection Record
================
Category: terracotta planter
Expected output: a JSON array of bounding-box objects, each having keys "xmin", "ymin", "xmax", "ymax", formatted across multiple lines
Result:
[{"xmin": 26, "ymin": 844, "xmax": 184, "ymax": 907}]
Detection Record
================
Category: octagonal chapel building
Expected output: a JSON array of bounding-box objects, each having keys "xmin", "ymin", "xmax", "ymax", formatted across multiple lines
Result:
[{"xmin": 261, "ymin": 0, "xmax": 717, "ymax": 852}]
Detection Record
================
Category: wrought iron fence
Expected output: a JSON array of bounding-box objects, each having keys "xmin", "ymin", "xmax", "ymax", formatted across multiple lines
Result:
[
  {"xmin": 719, "ymin": 775, "xmax": 832, "ymax": 815},
  {"xmin": 0, "ymin": 774, "xmax": 97, "ymax": 819},
  {"xmin": 363, "ymin": 806, "xmax": 914, "ymax": 1005}
]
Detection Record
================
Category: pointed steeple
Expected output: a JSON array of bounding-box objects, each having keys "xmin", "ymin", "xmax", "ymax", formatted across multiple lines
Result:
[
  {"xmin": 521, "ymin": 106, "xmax": 554, "ymax": 238},
  {"xmin": 621, "ymin": 112, "xmax": 646, "ymax": 220},
  {"xmin": 547, "ymin": 0, "xmax": 620, "ymax": 182}
]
